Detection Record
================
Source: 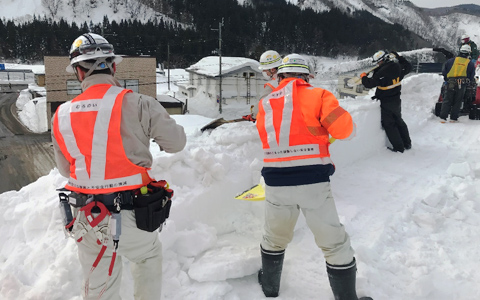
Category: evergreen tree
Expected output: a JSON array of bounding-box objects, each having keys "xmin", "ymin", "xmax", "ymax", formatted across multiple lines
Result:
[{"xmin": 0, "ymin": 0, "xmax": 427, "ymax": 66}]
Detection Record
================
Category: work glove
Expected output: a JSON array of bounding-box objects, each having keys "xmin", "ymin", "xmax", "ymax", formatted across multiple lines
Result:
[
  {"xmin": 390, "ymin": 51, "xmax": 400, "ymax": 58},
  {"xmin": 242, "ymin": 114, "xmax": 256, "ymax": 122},
  {"xmin": 360, "ymin": 72, "xmax": 367, "ymax": 78}
]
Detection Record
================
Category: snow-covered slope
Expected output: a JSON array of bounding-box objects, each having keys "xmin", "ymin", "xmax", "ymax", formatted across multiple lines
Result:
[
  {"xmin": 0, "ymin": 0, "xmax": 175, "ymax": 25},
  {"xmin": 290, "ymin": 0, "xmax": 480, "ymax": 52}
]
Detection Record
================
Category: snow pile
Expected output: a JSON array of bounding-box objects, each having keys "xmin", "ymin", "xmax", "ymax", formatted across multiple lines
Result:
[
  {"xmin": 18, "ymin": 96, "xmax": 47, "ymax": 133},
  {"xmin": 4, "ymin": 62, "xmax": 480, "ymax": 299}
]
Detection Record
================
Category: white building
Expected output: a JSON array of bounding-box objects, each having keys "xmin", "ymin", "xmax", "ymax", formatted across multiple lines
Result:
[{"xmin": 176, "ymin": 56, "xmax": 266, "ymax": 104}]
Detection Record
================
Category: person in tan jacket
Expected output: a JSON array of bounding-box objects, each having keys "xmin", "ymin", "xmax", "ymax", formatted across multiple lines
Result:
[{"xmin": 52, "ymin": 33, "xmax": 186, "ymax": 300}]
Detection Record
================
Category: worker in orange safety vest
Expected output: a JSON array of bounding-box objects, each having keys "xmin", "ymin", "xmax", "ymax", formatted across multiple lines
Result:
[
  {"xmin": 243, "ymin": 50, "xmax": 283, "ymax": 122},
  {"xmin": 52, "ymin": 33, "xmax": 186, "ymax": 300},
  {"xmin": 255, "ymin": 53, "xmax": 372, "ymax": 300}
]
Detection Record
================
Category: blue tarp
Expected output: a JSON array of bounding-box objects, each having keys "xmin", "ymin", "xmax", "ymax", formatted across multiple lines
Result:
[{"xmin": 0, "ymin": 64, "xmax": 4, "ymax": 70}]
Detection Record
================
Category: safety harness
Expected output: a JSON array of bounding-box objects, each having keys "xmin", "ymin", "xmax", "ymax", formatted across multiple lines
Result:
[
  {"xmin": 64, "ymin": 193, "xmax": 124, "ymax": 300},
  {"xmin": 60, "ymin": 183, "xmax": 172, "ymax": 299}
]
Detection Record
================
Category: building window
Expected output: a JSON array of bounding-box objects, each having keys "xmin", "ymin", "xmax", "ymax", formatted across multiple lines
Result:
[
  {"xmin": 66, "ymin": 79, "xmax": 82, "ymax": 95},
  {"xmin": 118, "ymin": 79, "xmax": 139, "ymax": 93}
]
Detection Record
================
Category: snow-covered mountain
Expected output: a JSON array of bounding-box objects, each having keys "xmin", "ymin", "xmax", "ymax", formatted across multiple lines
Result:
[
  {"xmin": 290, "ymin": 0, "xmax": 480, "ymax": 51},
  {"xmin": 1, "ymin": 0, "xmax": 479, "ymax": 53},
  {"xmin": 0, "ymin": 0, "xmax": 176, "ymax": 26}
]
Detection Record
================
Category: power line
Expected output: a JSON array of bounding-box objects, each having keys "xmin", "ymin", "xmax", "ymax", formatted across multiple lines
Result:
[{"xmin": 0, "ymin": 75, "xmax": 272, "ymax": 95}]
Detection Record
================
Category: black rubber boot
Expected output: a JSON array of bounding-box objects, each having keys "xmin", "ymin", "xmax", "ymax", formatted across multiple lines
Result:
[
  {"xmin": 326, "ymin": 258, "xmax": 372, "ymax": 300},
  {"xmin": 258, "ymin": 246, "xmax": 285, "ymax": 297}
]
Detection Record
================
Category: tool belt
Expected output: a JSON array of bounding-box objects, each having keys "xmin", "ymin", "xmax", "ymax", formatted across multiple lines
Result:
[
  {"xmin": 68, "ymin": 190, "xmax": 135, "ymax": 212},
  {"xmin": 134, "ymin": 181, "xmax": 173, "ymax": 232},
  {"xmin": 447, "ymin": 77, "xmax": 470, "ymax": 89},
  {"xmin": 61, "ymin": 180, "xmax": 173, "ymax": 233},
  {"xmin": 57, "ymin": 180, "xmax": 173, "ymax": 298}
]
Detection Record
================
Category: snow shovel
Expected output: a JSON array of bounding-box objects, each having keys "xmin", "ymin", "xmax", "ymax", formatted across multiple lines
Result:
[
  {"xmin": 234, "ymin": 137, "xmax": 336, "ymax": 201},
  {"xmin": 346, "ymin": 65, "xmax": 381, "ymax": 87},
  {"xmin": 200, "ymin": 117, "xmax": 250, "ymax": 132}
]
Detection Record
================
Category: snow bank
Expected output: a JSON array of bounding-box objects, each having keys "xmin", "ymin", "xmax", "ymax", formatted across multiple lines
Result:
[{"xmin": 3, "ymin": 71, "xmax": 480, "ymax": 300}]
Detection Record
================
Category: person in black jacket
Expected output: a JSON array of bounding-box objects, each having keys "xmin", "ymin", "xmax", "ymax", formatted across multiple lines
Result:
[{"xmin": 361, "ymin": 50, "xmax": 412, "ymax": 153}]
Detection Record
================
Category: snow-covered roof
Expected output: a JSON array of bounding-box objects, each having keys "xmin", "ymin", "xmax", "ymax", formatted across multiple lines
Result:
[
  {"xmin": 186, "ymin": 56, "xmax": 261, "ymax": 77},
  {"xmin": 174, "ymin": 82, "xmax": 196, "ymax": 90},
  {"xmin": 157, "ymin": 94, "xmax": 184, "ymax": 103},
  {"xmin": 3, "ymin": 64, "xmax": 45, "ymax": 74}
]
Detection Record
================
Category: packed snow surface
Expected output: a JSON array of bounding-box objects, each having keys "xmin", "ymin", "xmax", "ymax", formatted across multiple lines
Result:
[{"xmin": 2, "ymin": 59, "xmax": 480, "ymax": 299}]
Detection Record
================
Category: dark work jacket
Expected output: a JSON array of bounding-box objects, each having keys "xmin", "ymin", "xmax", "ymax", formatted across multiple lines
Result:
[
  {"xmin": 441, "ymin": 54, "xmax": 475, "ymax": 82},
  {"xmin": 459, "ymin": 41, "xmax": 479, "ymax": 61},
  {"xmin": 362, "ymin": 56, "xmax": 412, "ymax": 102}
]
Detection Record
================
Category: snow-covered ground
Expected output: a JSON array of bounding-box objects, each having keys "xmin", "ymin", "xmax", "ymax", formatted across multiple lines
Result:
[{"xmin": 2, "ymin": 56, "xmax": 480, "ymax": 300}]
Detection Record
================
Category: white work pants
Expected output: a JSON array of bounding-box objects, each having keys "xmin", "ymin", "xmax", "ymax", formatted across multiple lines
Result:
[
  {"xmin": 74, "ymin": 209, "xmax": 163, "ymax": 300},
  {"xmin": 261, "ymin": 182, "xmax": 354, "ymax": 265}
]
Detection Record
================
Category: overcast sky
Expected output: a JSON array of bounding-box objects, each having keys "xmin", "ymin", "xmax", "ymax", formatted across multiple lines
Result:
[{"xmin": 409, "ymin": 0, "xmax": 480, "ymax": 8}]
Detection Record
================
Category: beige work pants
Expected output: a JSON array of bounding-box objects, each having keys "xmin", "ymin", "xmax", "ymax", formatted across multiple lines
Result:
[
  {"xmin": 261, "ymin": 182, "xmax": 355, "ymax": 265},
  {"xmin": 73, "ymin": 209, "xmax": 163, "ymax": 300}
]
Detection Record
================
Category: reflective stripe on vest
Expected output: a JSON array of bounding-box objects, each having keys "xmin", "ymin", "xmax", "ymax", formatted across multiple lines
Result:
[
  {"xmin": 55, "ymin": 85, "xmax": 151, "ymax": 193},
  {"xmin": 447, "ymin": 57, "xmax": 469, "ymax": 78},
  {"xmin": 377, "ymin": 77, "xmax": 401, "ymax": 90},
  {"xmin": 258, "ymin": 80, "xmax": 330, "ymax": 167}
]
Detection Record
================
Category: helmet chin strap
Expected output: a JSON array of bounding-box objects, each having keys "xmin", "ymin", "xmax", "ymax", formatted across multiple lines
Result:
[
  {"xmin": 73, "ymin": 66, "xmax": 81, "ymax": 81},
  {"xmin": 76, "ymin": 58, "xmax": 115, "ymax": 78}
]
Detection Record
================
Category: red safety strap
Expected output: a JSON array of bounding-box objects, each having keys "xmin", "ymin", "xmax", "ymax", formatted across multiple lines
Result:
[
  {"xmin": 81, "ymin": 201, "xmax": 110, "ymax": 229},
  {"xmin": 77, "ymin": 201, "xmax": 111, "ymax": 244},
  {"xmin": 76, "ymin": 201, "xmax": 117, "ymax": 300}
]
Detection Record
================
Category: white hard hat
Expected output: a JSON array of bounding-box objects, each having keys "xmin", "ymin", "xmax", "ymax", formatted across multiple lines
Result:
[
  {"xmin": 461, "ymin": 34, "xmax": 470, "ymax": 42},
  {"xmin": 66, "ymin": 33, "xmax": 122, "ymax": 73},
  {"xmin": 372, "ymin": 50, "xmax": 389, "ymax": 63},
  {"xmin": 277, "ymin": 53, "xmax": 310, "ymax": 75},
  {"xmin": 258, "ymin": 50, "xmax": 282, "ymax": 70},
  {"xmin": 460, "ymin": 44, "xmax": 472, "ymax": 54}
]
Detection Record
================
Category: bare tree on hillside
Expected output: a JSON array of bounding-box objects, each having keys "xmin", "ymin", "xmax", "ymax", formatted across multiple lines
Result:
[
  {"xmin": 110, "ymin": 0, "xmax": 122, "ymax": 13},
  {"xmin": 80, "ymin": 1, "xmax": 93, "ymax": 18},
  {"xmin": 68, "ymin": 0, "xmax": 79, "ymax": 17},
  {"xmin": 42, "ymin": 0, "xmax": 63, "ymax": 20},
  {"xmin": 125, "ymin": 0, "xmax": 142, "ymax": 19}
]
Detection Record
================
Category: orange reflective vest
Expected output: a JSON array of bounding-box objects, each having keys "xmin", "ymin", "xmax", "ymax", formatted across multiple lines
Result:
[
  {"xmin": 256, "ymin": 78, "xmax": 354, "ymax": 168},
  {"xmin": 53, "ymin": 84, "xmax": 152, "ymax": 194}
]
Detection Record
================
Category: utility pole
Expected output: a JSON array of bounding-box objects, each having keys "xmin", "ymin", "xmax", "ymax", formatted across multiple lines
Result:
[
  {"xmin": 212, "ymin": 18, "xmax": 224, "ymax": 114},
  {"xmin": 168, "ymin": 43, "xmax": 170, "ymax": 90}
]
